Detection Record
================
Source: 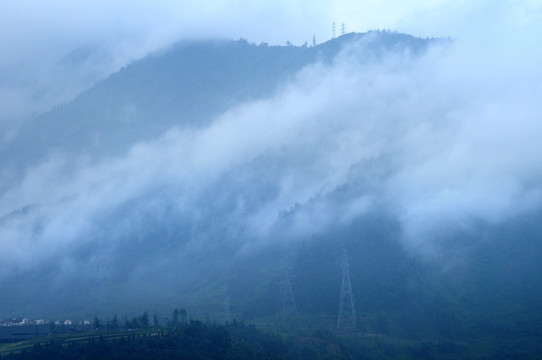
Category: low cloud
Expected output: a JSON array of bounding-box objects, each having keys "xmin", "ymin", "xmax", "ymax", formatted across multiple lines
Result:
[
  {"xmin": 1, "ymin": 10, "xmax": 542, "ymax": 314},
  {"xmin": 0, "ymin": 0, "xmax": 332, "ymax": 127}
]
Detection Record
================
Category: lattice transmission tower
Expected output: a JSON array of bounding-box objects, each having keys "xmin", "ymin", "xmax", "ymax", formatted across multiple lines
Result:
[
  {"xmin": 224, "ymin": 294, "xmax": 232, "ymax": 324},
  {"xmin": 337, "ymin": 249, "xmax": 356, "ymax": 328},
  {"xmin": 277, "ymin": 268, "xmax": 297, "ymax": 321},
  {"xmin": 95, "ymin": 237, "xmax": 108, "ymax": 310}
]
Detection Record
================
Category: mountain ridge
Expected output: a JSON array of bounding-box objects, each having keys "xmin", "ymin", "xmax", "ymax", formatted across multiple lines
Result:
[{"xmin": 2, "ymin": 31, "xmax": 435, "ymax": 171}]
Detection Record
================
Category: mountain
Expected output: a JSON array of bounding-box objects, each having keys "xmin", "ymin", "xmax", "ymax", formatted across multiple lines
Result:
[
  {"xmin": 2, "ymin": 32, "xmax": 431, "ymax": 171},
  {"xmin": 2, "ymin": 30, "xmax": 542, "ymax": 358}
]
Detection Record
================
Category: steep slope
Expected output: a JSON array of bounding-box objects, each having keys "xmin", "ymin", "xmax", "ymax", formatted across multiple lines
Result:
[
  {"xmin": 3, "ymin": 30, "xmax": 542, "ymax": 355},
  {"xmin": 2, "ymin": 32, "xmax": 431, "ymax": 172},
  {"xmin": 0, "ymin": 31, "xmax": 439, "ymax": 319}
]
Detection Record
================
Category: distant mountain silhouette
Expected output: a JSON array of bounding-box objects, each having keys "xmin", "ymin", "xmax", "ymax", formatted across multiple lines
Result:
[{"xmin": 2, "ymin": 32, "xmax": 434, "ymax": 170}]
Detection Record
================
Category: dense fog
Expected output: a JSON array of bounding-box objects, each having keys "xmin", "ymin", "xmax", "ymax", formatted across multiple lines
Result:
[{"xmin": 1, "ymin": 1, "xmax": 542, "ymax": 321}]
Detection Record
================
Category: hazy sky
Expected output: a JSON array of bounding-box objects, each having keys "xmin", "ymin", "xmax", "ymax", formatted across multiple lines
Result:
[
  {"xmin": 1, "ymin": 0, "xmax": 541, "ymax": 125},
  {"xmin": 2, "ymin": 0, "xmax": 541, "ymax": 55}
]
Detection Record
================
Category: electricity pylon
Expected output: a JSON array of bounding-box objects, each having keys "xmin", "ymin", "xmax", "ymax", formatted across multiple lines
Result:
[
  {"xmin": 95, "ymin": 238, "xmax": 108, "ymax": 309},
  {"xmin": 277, "ymin": 268, "xmax": 297, "ymax": 321},
  {"xmin": 338, "ymin": 249, "xmax": 356, "ymax": 328},
  {"xmin": 341, "ymin": 23, "xmax": 346, "ymax": 36},
  {"xmin": 224, "ymin": 294, "xmax": 232, "ymax": 324},
  {"xmin": 332, "ymin": 22, "xmax": 336, "ymax": 38}
]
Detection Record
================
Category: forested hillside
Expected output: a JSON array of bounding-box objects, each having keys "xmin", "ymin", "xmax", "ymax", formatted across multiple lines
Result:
[{"xmin": 2, "ymin": 30, "xmax": 542, "ymax": 359}]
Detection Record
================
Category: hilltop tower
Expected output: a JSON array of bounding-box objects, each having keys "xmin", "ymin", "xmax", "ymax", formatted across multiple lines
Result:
[{"xmin": 337, "ymin": 249, "xmax": 356, "ymax": 328}]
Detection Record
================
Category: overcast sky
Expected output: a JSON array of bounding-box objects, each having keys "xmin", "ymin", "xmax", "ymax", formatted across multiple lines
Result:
[{"xmin": 2, "ymin": 0, "xmax": 541, "ymax": 55}]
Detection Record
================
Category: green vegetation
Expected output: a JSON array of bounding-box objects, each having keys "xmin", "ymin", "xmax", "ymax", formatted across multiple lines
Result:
[
  {"xmin": 0, "ymin": 319, "xmax": 480, "ymax": 360},
  {"xmin": 2, "ymin": 32, "xmax": 542, "ymax": 359},
  {"xmin": 2, "ymin": 307, "xmax": 542, "ymax": 359}
]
